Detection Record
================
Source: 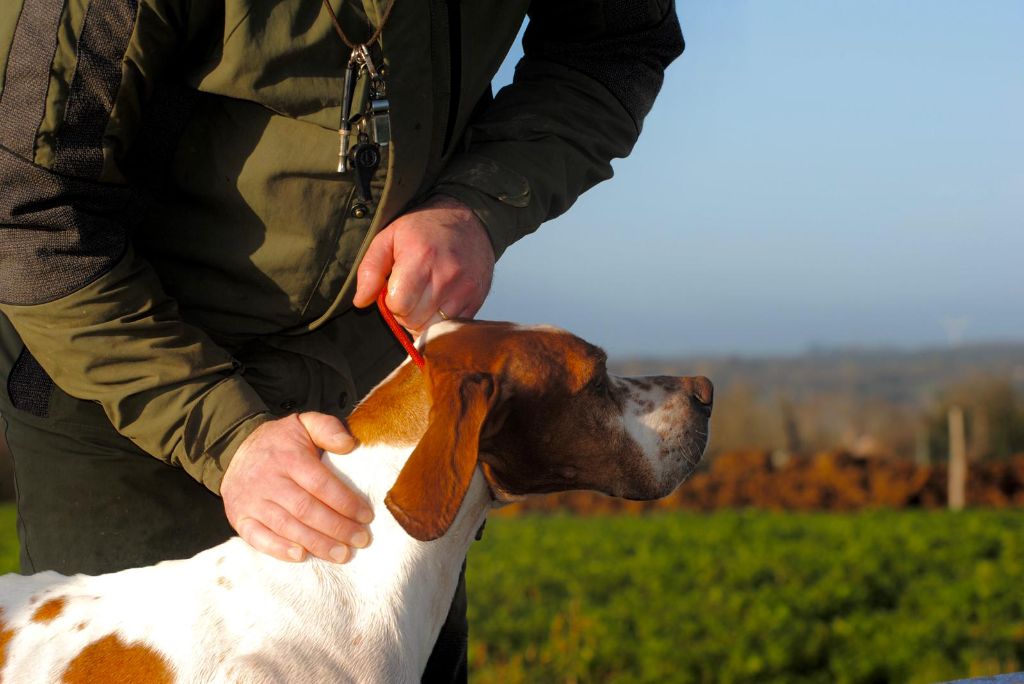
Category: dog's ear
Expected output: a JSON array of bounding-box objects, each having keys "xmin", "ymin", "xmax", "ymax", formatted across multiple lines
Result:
[{"xmin": 385, "ymin": 370, "xmax": 499, "ymax": 541}]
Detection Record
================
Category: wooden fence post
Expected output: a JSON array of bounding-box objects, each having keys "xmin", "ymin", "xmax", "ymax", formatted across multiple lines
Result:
[{"xmin": 948, "ymin": 406, "xmax": 967, "ymax": 511}]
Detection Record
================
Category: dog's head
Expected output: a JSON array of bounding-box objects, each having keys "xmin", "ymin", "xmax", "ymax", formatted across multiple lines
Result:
[{"xmin": 357, "ymin": 321, "xmax": 711, "ymax": 542}]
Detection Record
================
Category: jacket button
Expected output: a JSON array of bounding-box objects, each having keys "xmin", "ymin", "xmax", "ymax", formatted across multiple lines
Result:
[
  {"xmin": 279, "ymin": 400, "xmax": 297, "ymax": 411},
  {"xmin": 351, "ymin": 204, "xmax": 368, "ymax": 219}
]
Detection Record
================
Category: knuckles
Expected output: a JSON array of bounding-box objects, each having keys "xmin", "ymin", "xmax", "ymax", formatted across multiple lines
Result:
[
  {"xmin": 289, "ymin": 493, "xmax": 314, "ymax": 520},
  {"xmin": 263, "ymin": 506, "xmax": 291, "ymax": 533}
]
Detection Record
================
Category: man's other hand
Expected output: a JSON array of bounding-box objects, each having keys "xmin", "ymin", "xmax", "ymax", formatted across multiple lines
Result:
[
  {"xmin": 353, "ymin": 195, "xmax": 495, "ymax": 334},
  {"xmin": 221, "ymin": 412, "xmax": 371, "ymax": 563}
]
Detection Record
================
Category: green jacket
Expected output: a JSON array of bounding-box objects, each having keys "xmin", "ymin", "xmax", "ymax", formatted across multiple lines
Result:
[{"xmin": 0, "ymin": 0, "xmax": 682, "ymax": 492}]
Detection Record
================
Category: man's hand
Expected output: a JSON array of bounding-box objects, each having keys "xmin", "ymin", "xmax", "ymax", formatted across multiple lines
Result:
[
  {"xmin": 221, "ymin": 412, "xmax": 372, "ymax": 563},
  {"xmin": 353, "ymin": 195, "xmax": 495, "ymax": 334}
]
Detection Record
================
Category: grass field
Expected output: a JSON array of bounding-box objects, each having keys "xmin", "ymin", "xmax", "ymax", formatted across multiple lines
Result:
[
  {"xmin": 466, "ymin": 510, "xmax": 1024, "ymax": 684},
  {"xmin": 0, "ymin": 505, "xmax": 17, "ymax": 574},
  {"xmin": 2, "ymin": 507, "xmax": 1022, "ymax": 683}
]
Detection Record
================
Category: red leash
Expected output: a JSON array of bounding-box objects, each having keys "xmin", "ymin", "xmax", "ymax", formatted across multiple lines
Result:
[{"xmin": 376, "ymin": 286, "xmax": 426, "ymax": 369}]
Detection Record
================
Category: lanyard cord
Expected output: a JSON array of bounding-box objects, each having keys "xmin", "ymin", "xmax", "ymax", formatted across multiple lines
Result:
[
  {"xmin": 321, "ymin": 0, "xmax": 397, "ymax": 50},
  {"xmin": 376, "ymin": 286, "xmax": 426, "ymax": 370}
]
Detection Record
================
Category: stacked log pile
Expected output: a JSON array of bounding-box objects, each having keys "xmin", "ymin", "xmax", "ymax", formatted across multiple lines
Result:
[{"xmin": 502, "ymin": 451, "xmax": 1024, "ymax": 515}]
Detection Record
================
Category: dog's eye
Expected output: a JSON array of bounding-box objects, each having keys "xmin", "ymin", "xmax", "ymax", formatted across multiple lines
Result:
[{"xmin": 591, "ymin": 376, "xmax": 608, "ymax": 394}]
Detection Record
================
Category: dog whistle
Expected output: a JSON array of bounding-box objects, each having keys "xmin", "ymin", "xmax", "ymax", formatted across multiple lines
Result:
[
  {"xmin": 370, "ymin": 97, "xmax": 391, "ymax": 147},
  {"xmin": 337, "ymin": 50, "xmax": 359, "ymax": 173},
  {"xmin": 352, "ymin": 140, "xmax": 381, "ymax": 203}
]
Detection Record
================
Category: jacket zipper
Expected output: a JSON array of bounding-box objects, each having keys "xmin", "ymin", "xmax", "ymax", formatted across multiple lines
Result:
[{"xmin": 441, "ymin": 0, "xmax": 462, "ymax": 155}]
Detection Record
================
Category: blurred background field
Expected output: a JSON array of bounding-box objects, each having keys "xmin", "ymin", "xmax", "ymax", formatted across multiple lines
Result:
[
  {"xmin": 466, "ymin": 511, "xmax": 1024, "ymax": 684},
  {"xmin": 0, "ymin": 505, "xmax": 17, "ymax": 574}
]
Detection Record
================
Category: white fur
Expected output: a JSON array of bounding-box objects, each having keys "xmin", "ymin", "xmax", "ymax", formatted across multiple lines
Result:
[
  {"xmin": 0, "ymin": 441, "xmax": 490, "ymax": 684},
  {"xmin": 615, "ymin": 376, "xmax": 706, "ymax": 494},
  {"xmin": 414, "ymin": 320, "xmax": 464, "ymax": 350}
]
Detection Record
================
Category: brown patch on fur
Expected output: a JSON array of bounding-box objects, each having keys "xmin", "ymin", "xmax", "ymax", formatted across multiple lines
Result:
[
  {"xmin": 31, "ymin": 597, "xmax": 67, "ymax": 623},
  {"xmin": 76, "ymin": 622, "xmax": 87, "ymax": 631},
  {"xmin": 653, "ymin": 376, "xmax": 684, "ymax": 391},
  {"xmin": 351, "ymin": 634, "xmax": 363, "ymax": 646},
  {"xmin": 563, "ymin": 342, "xmax": 606, "ymax": 393},
  {"xmin": 385, "ymin": 372, "xmax": 498, "ymax": 541},
  {"xmin": 0, "ymin": 614, "xmax": 15, "ymax": 671},
  {"xmin": 347, "ymin": 362, "xmax": 429, "ymax": 446},
  {"xmin": 217, "ymin": 577, "xmax": 232, "ymax": 589},
  {"xmin": 62, "ymin": 635, "xmax": 172, "ymax": 684}
]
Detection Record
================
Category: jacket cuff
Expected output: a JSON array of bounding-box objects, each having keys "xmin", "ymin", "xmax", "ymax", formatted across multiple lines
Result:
[
  {"xmin": 430, "ymin": 153, "xmax": 533, "ymax": 260},
  {"xmin": 185, "ymin": 377, "xmax": 274, "ymax": 493}
]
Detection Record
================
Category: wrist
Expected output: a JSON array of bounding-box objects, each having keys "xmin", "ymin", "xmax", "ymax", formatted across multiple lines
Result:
[
  {"xmin": 425, "ymin": 194, "xmax": 495, "ymax": 258},
  {"xmin": 209, "ymin": 410, "xmax": 276, "ymax": 494}
]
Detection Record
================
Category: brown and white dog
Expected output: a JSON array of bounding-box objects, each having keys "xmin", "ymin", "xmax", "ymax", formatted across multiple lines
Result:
[{"xmin": 0, "ymin": 321, "xmax": 712, "ymax": 683}]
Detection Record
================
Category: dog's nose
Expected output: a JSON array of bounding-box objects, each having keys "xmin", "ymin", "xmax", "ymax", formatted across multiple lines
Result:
[{"xmin": 686, "ymin": 376, "xmax": 714, "ymax": 408}]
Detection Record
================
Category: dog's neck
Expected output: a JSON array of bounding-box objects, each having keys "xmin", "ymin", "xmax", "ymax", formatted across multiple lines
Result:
[
  {"xmin": 310, "ymin": 359, "xmax": 491, "ymax": 673},
  {"xmin": 309, "ymin": 442, "xmax": 489, "ymax": 674},
  {"xmin": 216, "ymin": 358, "xmax": 489, "ymax": 677}
]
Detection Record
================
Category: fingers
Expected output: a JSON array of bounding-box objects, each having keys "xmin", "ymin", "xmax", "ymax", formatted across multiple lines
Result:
[
  {"xmin": 293, "ymin": 413, "xmax": 371, "ymax": 524},
  {"xmin": 404, "ymin": 284, "xmax": 470, "ymax": 338},
  {"xmin": 298, "ymin": 411, "xmax": 356, "ymax": 454},
  {"xmin": 235, "ymin": 495, "xmax": 367, "ymax": 565},
  {"xmin": 222, "ymin": 415, "xmax": 373, "ymax": 564},
  {"xmin": 401, "ymin": 280, "xmax": 455, "ymax": 333},
  {"xmin": 390, "ymin": 254, "xmax": 481, "ymax": 333},
  {"xmin": 288, "ymin": 449, "xmax": 374, "ymax": 525},
  {"xmin": 353, "ymin": 226, "xmax": 396, "ymax": 308},
  {"xmin": 387, "ymin": 267, "xmax": 433, "ymax": 325},
  {"xmin": 234, "ymin": 516, "xmax": 307, "ymax": 563},
  {"xmin": 265, "ymin": 494, "xmax": 367, "ymax": 563},
  {"xmin": 439, "ymin": 275, "xmax": 485, "ymax": 319},
  {"xmin": 350, "ymin": 197, "xmax": 495, "ymax": 331}
]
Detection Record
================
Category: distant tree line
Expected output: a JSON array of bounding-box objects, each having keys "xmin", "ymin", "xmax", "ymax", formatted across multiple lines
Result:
[{"xmin": 704, "ymin": 374, "xmax": 1024, "ymax": 465}]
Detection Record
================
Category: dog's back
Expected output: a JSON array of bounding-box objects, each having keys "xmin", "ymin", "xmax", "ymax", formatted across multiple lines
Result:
[{"xmin": 0, "ymin": 538, "xmax": 398, "ymax": 683}]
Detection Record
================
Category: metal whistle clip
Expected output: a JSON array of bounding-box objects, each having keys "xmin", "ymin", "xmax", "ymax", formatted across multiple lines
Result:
[
  {"xmin": 357, "ymin": 45, "xmax": 379, "ymax": 80},
  {"xmin": 337, "ymin": 47, "xmax": 364, "ymax": 173},
  {"xmin": 357, "ymin": 45, "xmax": 391, "ymax": 148},
  {"xmin": 338, "ymin": 45, "xmax": 390, "ymax": 172},
  {"xmin": 370, "ymin": 96, "xmax": 391, "ymax": 147}
]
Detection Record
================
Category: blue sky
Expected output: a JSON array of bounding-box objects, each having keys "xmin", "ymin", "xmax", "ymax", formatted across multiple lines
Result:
[{"xmin": 478, "ymin": 1, "xmax": 1024, "ymax": 357}]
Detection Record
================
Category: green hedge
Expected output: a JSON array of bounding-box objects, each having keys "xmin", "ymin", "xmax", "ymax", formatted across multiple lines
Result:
[
  {"xmin": 467, "ymin": 511, "xmax": 1024, "ymax": 684},
  {"xmin": 0, "ymin": 505, "xmax": 17, "ymax": 574}
]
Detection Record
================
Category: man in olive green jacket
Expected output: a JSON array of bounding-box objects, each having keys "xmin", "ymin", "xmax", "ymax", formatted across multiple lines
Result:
[{"xmin": 0, "ymin": 0, "xmax": 682, "ymax": 679}]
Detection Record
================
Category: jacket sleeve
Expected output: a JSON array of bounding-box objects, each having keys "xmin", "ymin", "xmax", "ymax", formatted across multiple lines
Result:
[
  {"xmin": 430, "ymin": 0, "xmax": 684, "ymax": 258},
  {"xmin": 0, "ymin": 0, "xmax": 271, "ymax": 492}
]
